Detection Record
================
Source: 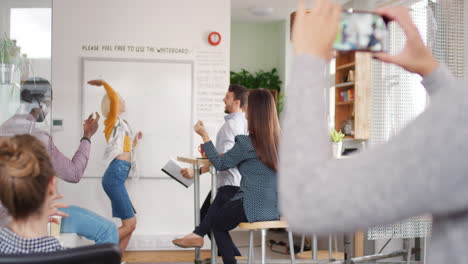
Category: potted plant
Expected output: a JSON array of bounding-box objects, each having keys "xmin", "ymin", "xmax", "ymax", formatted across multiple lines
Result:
[
  {"xmin": 330, "ymin": 129, "xmax": 345, "ymax": 158},
  {"xmin": 230, "ymin": 68, "xmax": 283, "ymax": 116},
  {"xmin": 0, "ymin": 33, "xmax": 17, "ymax": 84}
]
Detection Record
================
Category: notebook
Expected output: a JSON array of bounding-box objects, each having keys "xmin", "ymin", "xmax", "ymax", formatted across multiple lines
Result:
[{"xmin": 161, "ymin": 159, "xmax": 193, "ymax": 188}]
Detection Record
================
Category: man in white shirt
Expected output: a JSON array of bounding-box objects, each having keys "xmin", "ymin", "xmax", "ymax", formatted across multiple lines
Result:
[{"xmin": 178, "ymin": 84, "xmax": 248, "ymax": 254}]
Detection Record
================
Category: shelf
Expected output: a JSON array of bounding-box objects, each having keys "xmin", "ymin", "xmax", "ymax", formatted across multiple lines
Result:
[
  {"xmin": 336, "ymin": 62, "xmax": 355, "ymax": 70},
  {"xmin": 334, "ymin": 52, "xmax": 370, "ymax": 140},
  {"xmin": 336, "ymin": 101, "xmax": 354, "ymax": 106},
  {"xmin": 335, "ymin": 82, "xmax": 354, "ymax": 89}
]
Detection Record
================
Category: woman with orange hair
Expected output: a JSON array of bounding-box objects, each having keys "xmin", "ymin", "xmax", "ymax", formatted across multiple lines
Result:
[{"xmin": 88, "ymin": 80, "xmax": 142, "ymax": 252}]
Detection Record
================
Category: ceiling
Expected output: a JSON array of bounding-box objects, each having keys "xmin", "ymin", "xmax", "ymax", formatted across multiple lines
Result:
[{"xmin": 231, "ymin": 0, "xmax": 352, "ymax": 23}]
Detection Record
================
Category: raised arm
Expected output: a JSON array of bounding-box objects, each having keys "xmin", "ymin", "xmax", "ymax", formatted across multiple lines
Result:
[
  {"xmin": 420, "ymin": 64, "xmax": 456, "ymax": 95},
  {"xmin": 88, "ymin": 80, "xmax": 119, "ymax": 142},
  {"xmin": 51, "ymin": 112, "xmax": 100, "ymax": 183},
  {"xmin": 51, "ymin": 138, "xmax": 90, "ymax": 183},
  {"xmin": 194, "ymin": 120, "xmax": 252, "ymax": 172},
  {"xmin": 279, "ymin": 0, "xmax": 468, "ymax": 235},
  {"xmin": 203, "ymin": 137, "xmax": 251, "ymax": 171}
]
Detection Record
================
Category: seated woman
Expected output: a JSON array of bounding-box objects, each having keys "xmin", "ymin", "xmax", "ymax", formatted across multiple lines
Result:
[
  {"xmin": 173, "ymin": 89, "xmax": 280, "ymax": 264},
  {"xmin": 0, "ymin": 135, "xmax": 63, "ymax": 254}
]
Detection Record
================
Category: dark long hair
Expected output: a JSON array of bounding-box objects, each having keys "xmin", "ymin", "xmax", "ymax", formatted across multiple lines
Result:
[{"xmin": 247, "ymin": 89, "xmax": 280, "ymax": 172}]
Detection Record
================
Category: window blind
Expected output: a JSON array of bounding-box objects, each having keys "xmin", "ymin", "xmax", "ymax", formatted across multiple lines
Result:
[{"xmin": 368, "ymin": 0, "xmax": 464, "ymax": 240}]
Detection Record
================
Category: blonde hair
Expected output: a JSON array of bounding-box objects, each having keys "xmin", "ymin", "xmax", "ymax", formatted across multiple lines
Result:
[
  {"xmin": 0, "ymin": 135, "xmax": 55, "ymax": 220},
  {"xmin": 101, "ymin": 95, "xmax": 111, "ymax": 117}
]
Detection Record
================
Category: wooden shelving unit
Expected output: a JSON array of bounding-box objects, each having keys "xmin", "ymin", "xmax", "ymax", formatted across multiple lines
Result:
[
  {"xmin": 335, "ymin": 82, "xmax": 355, "ymax": 89},
  {"xmin": 334, "ymin": 51, "xmax": 370, "ymax": 140},
  {"xmin": 336, "ymin": 62, "xmax": 356, "ymax": 70},
  {"xmin": 336, "ymin": 100, "xmax": 354, "ymax": 106}
]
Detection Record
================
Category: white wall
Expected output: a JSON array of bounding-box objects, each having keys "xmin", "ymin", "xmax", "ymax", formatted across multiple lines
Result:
[
  {"xmin": 231, "ymin": 21, "xmax": 286, "ymax": 88},
  {"xmin": 52, "ymin": 0, "xmax": 230, "ymax": 250},
  {"xmin": 284, "ymin": 19, "xmax": 294, "ymax": 89}
]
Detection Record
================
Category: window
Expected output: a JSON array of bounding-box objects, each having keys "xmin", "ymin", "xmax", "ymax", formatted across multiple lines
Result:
[
  {"xmin": 429, "ymin": 0, "xmax": 465, "ymax": 78},
  {"xmin": 10, "ymin": 8, "xmax": 51, "ymax": 58},
  {"xmin": 368, "ymin": 0, "xmax": 464, "ymax": 241},
  {"xmin": 369, "ymin": 0, "xmax": 464, "ymax": 145}
]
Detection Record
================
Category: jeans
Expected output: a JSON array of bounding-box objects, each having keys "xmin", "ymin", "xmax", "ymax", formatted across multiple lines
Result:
[
  {"xmin": 60, "ymin": 205, "xmax": 118, "ymax": 245},
  {"xmin": 102, "ymin": 159, "xmax": 135, "ymax": 220}
]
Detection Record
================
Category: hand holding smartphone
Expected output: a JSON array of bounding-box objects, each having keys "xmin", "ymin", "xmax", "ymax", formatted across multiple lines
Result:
[
  {"xmin": 291, "ymin": 9, "xmax": 389, "ymax": 53},
  {"xmin": 333, "ymin": 11, "xmax": 389, "ymax": 52}
]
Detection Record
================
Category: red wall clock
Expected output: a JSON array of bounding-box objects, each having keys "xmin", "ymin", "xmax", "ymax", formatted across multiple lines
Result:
[{"xmin": 208, "ymin": 32, "xmax": 222, "ymax": 46}]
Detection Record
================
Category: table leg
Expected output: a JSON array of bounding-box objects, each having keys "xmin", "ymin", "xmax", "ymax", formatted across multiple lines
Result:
[
  {"xmin": 193, "ymin": 164, "xmax": 201, "ymax": 263},
  {"xmin": 344, "ymin": 233, "xmax": 352, "ymax": 264},
  {"xmin": 312, "ymin": 235, "xmax": 317, "ymax": 260},
  {"xmin": 210, "ymin": 167, "xmax": 217, "ymax": 264}
]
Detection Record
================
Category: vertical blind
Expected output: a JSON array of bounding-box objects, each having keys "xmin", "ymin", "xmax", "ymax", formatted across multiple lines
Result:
[
  {"xmin": 368, "ymin": 0, "xmax": 464, "ymax": 240},
  {"xmin": 370, "ymin": 0, "xmax": 465, "ymax": 144}
]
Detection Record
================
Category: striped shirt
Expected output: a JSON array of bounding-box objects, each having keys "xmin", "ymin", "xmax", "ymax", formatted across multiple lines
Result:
[{"xmin": 0, "ymin": 228, "xmax": 63, "ymax": 254}]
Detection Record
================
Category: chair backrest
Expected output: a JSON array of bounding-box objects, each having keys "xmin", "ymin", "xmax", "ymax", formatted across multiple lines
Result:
[{"xmin": 0, "ymin": 243, "xmax": 121, "ymax": 264}]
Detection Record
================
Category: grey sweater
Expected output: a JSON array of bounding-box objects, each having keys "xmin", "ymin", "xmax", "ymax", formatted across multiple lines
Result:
[{"xmin": 279, "ymin": 55, "xmax": 468, "ymax": 263}]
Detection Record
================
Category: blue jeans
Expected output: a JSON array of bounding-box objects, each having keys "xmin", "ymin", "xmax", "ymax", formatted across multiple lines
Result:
[
  {"xmin": 102, "ymin": 159, "xmax": 135, "ymax": 220},
  {"xmin": 60, "ymin": 205, "xmax": 118, "ymax": 245}
]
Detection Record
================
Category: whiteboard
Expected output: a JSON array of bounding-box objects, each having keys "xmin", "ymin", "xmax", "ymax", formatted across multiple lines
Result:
[{"xmin": 82, "ymin": 58, "xmax": 193, "ymax": 178}]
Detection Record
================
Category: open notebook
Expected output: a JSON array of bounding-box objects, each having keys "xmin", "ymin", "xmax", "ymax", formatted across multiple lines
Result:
[{"xmin": 161, "ymin": 159, "xmax": 193, "ymax": 188}]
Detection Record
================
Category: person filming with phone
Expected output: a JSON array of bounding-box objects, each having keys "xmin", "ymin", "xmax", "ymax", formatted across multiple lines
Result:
[{"xmin": 280, "ymin": 0, "xmax": 468, "ymax": 263}]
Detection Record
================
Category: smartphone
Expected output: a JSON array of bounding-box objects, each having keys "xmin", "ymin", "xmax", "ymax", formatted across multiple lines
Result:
[{"xmin": 333, "ymin": 11, "xmax": 389, "ymax": 52}]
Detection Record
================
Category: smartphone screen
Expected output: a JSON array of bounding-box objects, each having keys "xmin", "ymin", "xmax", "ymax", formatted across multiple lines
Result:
[{"xmin": 333, "ymin": 11, "xmax": 388, "ymax": 52}]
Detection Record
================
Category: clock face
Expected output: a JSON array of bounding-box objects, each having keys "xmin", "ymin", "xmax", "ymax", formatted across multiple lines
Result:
[{"xmin": 208, "ymin": 32, "xmax": 222, "ymax": 46}]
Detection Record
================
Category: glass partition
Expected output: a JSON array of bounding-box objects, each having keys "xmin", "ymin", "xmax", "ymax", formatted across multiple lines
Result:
[{"xmin": 0, "ymin": 0, "xmax": 52, "ymax": 147}]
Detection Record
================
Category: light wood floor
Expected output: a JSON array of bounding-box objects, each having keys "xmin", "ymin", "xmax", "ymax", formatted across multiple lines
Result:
[
  {"xmin": 122, "ymin": 250, "xmax": 211, "ymax": 263},
  {"xmin": 122, "ymin": 250, "xmax": 248, "ymax": 263}
]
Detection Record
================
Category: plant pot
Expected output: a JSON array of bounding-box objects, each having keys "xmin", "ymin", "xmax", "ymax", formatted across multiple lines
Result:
[
  {"xmin": 332, "ymin": 142, "xmax": 343, "ymax": 159},
  {"xmin": 0, "ymin": 63, "xmax": 15, "ymax": 84}
]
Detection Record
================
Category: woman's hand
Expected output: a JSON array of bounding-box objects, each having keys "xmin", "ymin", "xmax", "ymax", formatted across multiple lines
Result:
[
  {"xmin": 194, "ymin": 121, "xmax": 210, "ymax": 142},
  {"xmin": 47, "ymin": 194, "xmax": 69, "ymax": 224},
  {"xmin": 180, "ymin": 168, "xmax": 194, "ymax": 179},
  {"xmin": 373, "ymin": 7, "xmax": 438, "ymax": 77},
  {"xmin": 87, "ymin": 80, "xmax": 105, "ymax": 86},
  {"xmin": 133, "ymin": 131, "xmax": 143, "ymax": 147},
  {"xmin": 292, "ymin": 0, "xmax": 342, "ymax": 60}
]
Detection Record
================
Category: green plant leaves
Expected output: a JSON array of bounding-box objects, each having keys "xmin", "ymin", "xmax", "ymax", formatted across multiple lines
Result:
[
  {"xmin": 230, "ymin": 68, "xmax": 283, "ymax": 115},
  {"xmin": 0, "ymin": 33, "xmax": 13, "ymax": 64},
  {"xmin": 330, "ymin": 129, "xmax": 345, "ymax": 142},
  {"xmin": 230, "ymin": 68, "xmax": 281, "ymax": 91}
]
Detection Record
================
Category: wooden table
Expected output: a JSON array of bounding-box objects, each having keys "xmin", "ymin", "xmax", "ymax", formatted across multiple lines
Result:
[{"xmin": 177, "ymin": 157, "xmax": 217, "ymax": 264}]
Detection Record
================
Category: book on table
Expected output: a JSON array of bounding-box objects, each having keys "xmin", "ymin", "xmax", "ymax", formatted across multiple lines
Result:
[{"xmin": 161, "ymin": 159, "xmax": 193, "ymax": 188}]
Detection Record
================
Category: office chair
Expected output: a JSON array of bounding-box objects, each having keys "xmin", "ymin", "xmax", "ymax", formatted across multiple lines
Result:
[{"xmin": 0, "ymin": 243, "xmax": 121, "ymax": 264}]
